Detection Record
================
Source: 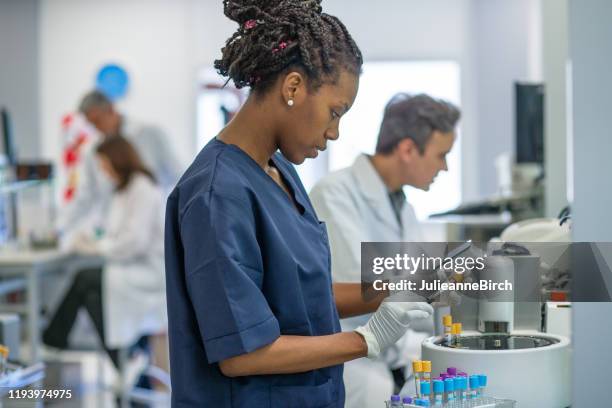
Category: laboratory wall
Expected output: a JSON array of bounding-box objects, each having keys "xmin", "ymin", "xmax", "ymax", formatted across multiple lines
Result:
[
  {"xmin": 470, "ymin": 0, "xmax": 543, "ymax": 198},
  {"xmin": 37, "ymin": 0, "xmax": 545, "ymax": 205},
  {"xmin": 570, "ymin": 0, "xmax": 612, "ymax": 405},
  {"xmin": 0, "ymin": 0, "xmax": 41, "ymax": 159},
  {"xmin": 542, "ymin": 0, "xmax": 569, "ymax": 217},
  {"xmin": 39, "ymin": 0, "xmax": 200, "ymax": 166}
]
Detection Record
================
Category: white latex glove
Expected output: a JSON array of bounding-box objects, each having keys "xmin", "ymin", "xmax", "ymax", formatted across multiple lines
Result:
[{"xmin": 355, "ymin": 298, "xmax": 433, "ymax": 359}]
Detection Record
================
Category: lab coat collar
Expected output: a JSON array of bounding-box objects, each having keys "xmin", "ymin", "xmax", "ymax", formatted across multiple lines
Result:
[
  {"xmin": 350, "ymin": 154, "xmax": 402, "ymax": 233},
  {"xmin": 351, "ymin": 154, "xmax": 392, "ymax": 205}
]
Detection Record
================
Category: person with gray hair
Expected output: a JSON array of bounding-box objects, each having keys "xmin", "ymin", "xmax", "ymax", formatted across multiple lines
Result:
[
  {"xmin": 309, "ymin": 93, "xmax": 460, "ymax": 408},
  {"xmin": 58, "ymin": 89, "xmax": 184, "ymax": 238}
]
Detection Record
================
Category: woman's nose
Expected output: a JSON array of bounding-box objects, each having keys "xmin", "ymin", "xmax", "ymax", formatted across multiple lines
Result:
[{"xmin": 325, "ymin": 127, "xmax": 339, "ymax": 141}]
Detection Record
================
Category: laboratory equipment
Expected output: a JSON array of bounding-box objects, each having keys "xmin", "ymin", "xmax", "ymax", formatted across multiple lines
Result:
[
  {"xmin": 387, "ymin": 365, "xmax": 515, "ymax": 407},
  {"xmin": 432, "ymin": 379, "xmax": 444, "ymax": 406},
  {"xmin": 478, "ymin": 374, "xmax": 487, "ymax": 397},
  {"xmin": 544, "ymin": 302, "xmax": 571, "ymax": 337},
  {"xmin": 420, "ymin": 381, "xmax": 430, "ymax": 400},
  {"xmin": 413, "ymin": 360, "xmax": 423, "ymax": 398},
  {"xmin": 456, "ymin": 376, "xmax": 467, "ymax": 401},
  {"xmin": 451, "ymin": 323, "xmax": 462, "ymax": 346},
  {"xmin": 0, "ymin": 345, "xmax": 8, "ymax": 374},
  {"xmin": 469, "ymin": 375, "xmax": 480, "ymax": 400},
  {"xmin": 422, "ymin": 360, "xmax": 431, "ymax": 386},
  {"xmin": 0, "ymin": 314, "xmax": 19, "ymax": 360},
  {"xmin": 443, "ymin": 315, "xmax": 452, "ymax": 343},
  {"xmin": 422, "ymin": 333, "xmax": 570, "ymax": 407},
  {"xmin": 444, "ymin": 378, "xmax": 455, "ymax": 404},
  {"xmin": 390, "ymin": 394, "xmax": 402, "ymax": 407}
]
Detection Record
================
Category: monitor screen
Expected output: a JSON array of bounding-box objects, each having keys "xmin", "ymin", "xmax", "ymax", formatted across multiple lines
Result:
[
  {"xmin": 0, "ymin": 108, "xmax": 17, "ymax": 165},
  {"xmin": 515, "ymin": 83, "xmax": 544, "ymax": 164}
]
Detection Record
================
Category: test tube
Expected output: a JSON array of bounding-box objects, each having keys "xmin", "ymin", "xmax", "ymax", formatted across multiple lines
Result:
[
  {"xmin": 443, "ymin": 315, "xmax": 453, "ymax": 343},
  {"xmin": 478, "ymin": 374, "xmax": 487, "ymax": 398},
  {"xmin": 420, "ymin": 381, "xmax": 431, "ymax": 404},
  {"xmin": 422, "ymin": 360, "xmax": 432, "ymax": 391},
  {"xmin": 451, "ymin": 323, "xmax": 462, "ymax": 347},
  {"xmin": 402, "ymin": 396, "xmax": 413, "ymax": 407},
  {"xmin": 469, "ymin": 375, "xmax": 480, "ymax": 400},
  {"xmin": 458, "ymin": 376, "xmax": 468, "ymax": 401},
  {"xmin": 0, "ymin": 346, "xmax": 8, "ymax": 375},
  {"xmin": 412, "ymin": 360, "xmax": 423, "ymax": 398},
  {"xmin": 432, "ymin": 379, "xmax": 444, "ymax": 406},
  {"xmin": 447, "ymin": 367, "xmax": 457, "ymax": 376},
  {"xmin": 444, "ymin": 378, "xmax": 455, "ymax": 405}
]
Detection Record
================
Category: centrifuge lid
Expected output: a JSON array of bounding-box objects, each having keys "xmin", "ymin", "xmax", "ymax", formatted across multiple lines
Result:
[{"xmin": 437, "ymin": 334, "xmax": 559, "ymax": 350}]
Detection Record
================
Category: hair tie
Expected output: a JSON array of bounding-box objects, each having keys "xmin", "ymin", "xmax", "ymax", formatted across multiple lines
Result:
[
  {"xmin": 244, "ymin": 19, "xmax": 265, "ymax": 30},
  {"xmin": 272, "ymin": 40, "xmax": 291, "ymax": 53}
]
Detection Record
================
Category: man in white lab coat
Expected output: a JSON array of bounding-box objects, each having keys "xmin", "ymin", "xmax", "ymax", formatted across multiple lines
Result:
[
  {"xmin": 57, "ymin": 90, "xmax": 184, "ymax": 237},
  {"xmin": 310, "ymin": 93, "xmax": 460, "ymax": 407}
]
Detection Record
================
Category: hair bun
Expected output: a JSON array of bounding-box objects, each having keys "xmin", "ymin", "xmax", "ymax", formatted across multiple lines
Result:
[{"xmin": 222, "ymin": 0, "xmax": 322, "ymax": 25}]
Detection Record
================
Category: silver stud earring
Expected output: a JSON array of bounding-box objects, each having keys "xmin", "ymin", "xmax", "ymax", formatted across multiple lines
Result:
[{"xmin": 287, "ymin": 99, "xmax": 294, "ymax": 107}]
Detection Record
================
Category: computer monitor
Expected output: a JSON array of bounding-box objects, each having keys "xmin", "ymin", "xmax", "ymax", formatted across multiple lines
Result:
[
  {"xmin": 515, "ymin": 83, "xmax": 544, "ymax": 164},
  {"xmin": 0, "ymin": 108, "xmax": 17, "ymax": 165}
]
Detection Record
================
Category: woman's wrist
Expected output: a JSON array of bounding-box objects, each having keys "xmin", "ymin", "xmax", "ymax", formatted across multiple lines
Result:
[{"xmin": 352, "ymin": 330, "xmax": 370, "ymax": 358}]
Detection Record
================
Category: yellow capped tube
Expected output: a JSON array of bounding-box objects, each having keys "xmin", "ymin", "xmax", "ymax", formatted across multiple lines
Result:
[
  {"xmin": 443, "ymin": 315, "xmax": 453, "ymax": 344},
  {"xmin": 0, "ymin": 345, "xmax": 8, "ymax": 375},
  {"xmin": 412, "ymin": 360, "xmax": 423, "ymax": 398},
  {"xmin": 451, "ymin": 323, "xmax": 462, "ymax": 346}
]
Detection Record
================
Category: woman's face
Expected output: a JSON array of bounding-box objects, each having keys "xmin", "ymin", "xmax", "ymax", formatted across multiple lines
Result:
[{"xmin": 278, "ymin": 70, "xmax": 359, "ymax": 164}]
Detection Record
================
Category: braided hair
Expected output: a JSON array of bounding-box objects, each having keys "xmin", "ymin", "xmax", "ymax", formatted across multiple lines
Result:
[{"xmin": 214, "ymin": 0, "xmax": 362, "ymax": 94}]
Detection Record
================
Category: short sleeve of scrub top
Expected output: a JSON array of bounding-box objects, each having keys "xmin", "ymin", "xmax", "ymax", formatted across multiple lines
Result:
[
  {"xmin": 180, "ymin": 192, "xmax": 280, "ymax": 363},
  {"xmin": 165, "ymin": 138, "xmax": 345, "ymax": 408}
]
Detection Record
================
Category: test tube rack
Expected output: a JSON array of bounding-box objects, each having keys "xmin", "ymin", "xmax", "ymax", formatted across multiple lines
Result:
[{"xmin": 385, "ymin": 397, "xmax": 516, "ymax": 407}]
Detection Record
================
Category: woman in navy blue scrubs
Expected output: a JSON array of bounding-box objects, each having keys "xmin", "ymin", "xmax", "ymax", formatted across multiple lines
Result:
[{"xmin": 164, "ymin": 1, "xmax": 433, "ymax": 407}]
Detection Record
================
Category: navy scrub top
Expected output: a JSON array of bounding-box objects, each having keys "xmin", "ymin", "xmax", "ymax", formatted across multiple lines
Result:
[{"xmin": 164, "ymin": 138, "xmax": 344, "ymax": 407}]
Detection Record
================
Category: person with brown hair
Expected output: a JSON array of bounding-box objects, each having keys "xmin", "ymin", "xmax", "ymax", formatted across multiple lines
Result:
[{"xmin": 44, "ymin": 136, "xmax": 167, "ymax": 390}]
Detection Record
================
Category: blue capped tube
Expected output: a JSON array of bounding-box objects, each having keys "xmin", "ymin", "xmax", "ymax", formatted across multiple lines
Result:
[
  {"xmin": 444, "ymin": 378, "xmax": 455, "ymax": 403},
  {"xmin": 402, "ymin": 396, "xmax": 413, "ymax": 407},
  {"xmin": 469, "ymin": 375, "xmax": 480, "ymax": 400},
  {"xmin": 457, "ymin": 376, "xmax": 468, "ymax": 401},
  {"xmin": 432, "ymin": 380, "xmax": 444, "ymax": 406},
  {"xmin": 478, "ymin": 374, "xmax": 488, "ymax": 397},
  {"xmin": 389, "ymin": 394, "xmax": 402, "ymax": 407},
  {"xmin": 420, "ymin": 380, "xmax": 431, "ymax": 401}
]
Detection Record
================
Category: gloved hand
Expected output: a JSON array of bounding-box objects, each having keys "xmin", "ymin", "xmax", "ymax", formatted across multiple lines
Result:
[{"xmin": 355, "ymin": 298, "xmax": 433, "ymax": 359}]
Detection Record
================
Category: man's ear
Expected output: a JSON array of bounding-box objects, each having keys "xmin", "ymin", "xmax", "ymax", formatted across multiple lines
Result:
[
  {"xmin": 280, "ymin": 71, "xmax": 307, "ymax": 107},
  {"xmin": 395, "ymin": 138, "xmax": 420, "ymax": 163}
]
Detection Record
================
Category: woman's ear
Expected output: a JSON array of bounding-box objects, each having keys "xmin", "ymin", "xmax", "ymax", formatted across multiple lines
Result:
[{"xmin": 281, "ymin": 71, "xmax": 307, "ymax": 107}]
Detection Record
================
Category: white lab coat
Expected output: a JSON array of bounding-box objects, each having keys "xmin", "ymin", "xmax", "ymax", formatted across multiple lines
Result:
[
  {"xmin": 310, "ymin": 154, "xmax": 431, "ymax": 407},
  {"xmin": 96, "ymin": 174, "xmax": 167, "ymax": 349}
]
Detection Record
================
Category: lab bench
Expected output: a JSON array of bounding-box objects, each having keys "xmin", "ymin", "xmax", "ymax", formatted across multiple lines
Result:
[{"xmin": 0, "ymin": 249, "xmax": 103, "ymax": 363}]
